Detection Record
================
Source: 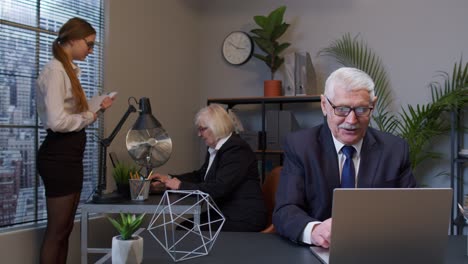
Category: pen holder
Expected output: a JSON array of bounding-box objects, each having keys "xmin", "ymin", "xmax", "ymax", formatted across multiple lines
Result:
[{"xmin": 129, "ymin": 179, "xmax": 151, "ymax": 201}]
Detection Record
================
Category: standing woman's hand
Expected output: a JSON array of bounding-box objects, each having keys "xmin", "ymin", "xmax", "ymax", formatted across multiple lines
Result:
[{"xmin": 100, "ymin": 96, "xmax": 114, "ymax": 110}]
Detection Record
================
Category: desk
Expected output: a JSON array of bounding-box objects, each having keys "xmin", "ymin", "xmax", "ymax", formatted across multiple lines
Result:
[
  {"xmin": 95, "ymin": 232, "xmax": 467, "ymax": 264},
  {"xmin": 81, "ymin": 194, "xmax": 200, "ymax": 264}
]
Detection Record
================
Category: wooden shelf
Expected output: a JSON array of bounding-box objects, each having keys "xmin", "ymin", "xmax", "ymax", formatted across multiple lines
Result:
[{"xmin": 207, "ymin": 95, "xmax": 321, "ymax": 108}]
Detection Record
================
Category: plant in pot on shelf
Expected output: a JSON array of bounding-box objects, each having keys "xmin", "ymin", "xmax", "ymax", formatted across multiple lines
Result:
[
  {"xmin": 108, "ymin": 213, "xmax": 146, "ymax": 264},
  {"xmin": 250, "ymin": 5, "xmax": 290, "ymax": 97},
  {"xmin": 113, "ymin": 162, "xmax": 139, "ymax": 199}
]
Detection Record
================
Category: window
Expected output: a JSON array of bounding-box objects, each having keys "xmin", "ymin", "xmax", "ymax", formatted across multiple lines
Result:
[{"xmin": 0, "ymin": 0, "xmax": 104, "ymax": 227}]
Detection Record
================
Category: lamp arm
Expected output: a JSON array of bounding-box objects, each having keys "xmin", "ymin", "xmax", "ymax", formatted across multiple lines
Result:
[
  {"xmin": 101, "ymin": 104, "xmax": 137, "ymax": 147},
  {"xmin": 94, "ymin": 104, "xmax": 137, "ymax": 201}
]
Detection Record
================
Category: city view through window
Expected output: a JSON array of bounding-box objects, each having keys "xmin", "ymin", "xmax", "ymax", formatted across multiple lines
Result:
[{"xmin": 0, "ymin": 0, "xmax": 104, "ymax": 227}]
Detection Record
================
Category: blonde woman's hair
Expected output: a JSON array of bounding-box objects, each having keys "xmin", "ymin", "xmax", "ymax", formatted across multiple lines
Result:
[
  {"xmin": 53, "ymin": 17, "xmax": 96, "ymax": 112},
  {"xmin": 195, "ymin": 104, "xmax": 234, "ymax": 140}
]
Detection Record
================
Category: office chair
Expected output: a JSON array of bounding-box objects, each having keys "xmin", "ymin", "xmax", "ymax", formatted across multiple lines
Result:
[{"xmin": 261, "ymin": 166, "xmax": 282, "ymax": 233}]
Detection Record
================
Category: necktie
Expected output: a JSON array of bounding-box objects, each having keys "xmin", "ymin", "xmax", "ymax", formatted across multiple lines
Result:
[{"xmin": 341, "ymin": 146, "xmax": 356, "ymax": 188}]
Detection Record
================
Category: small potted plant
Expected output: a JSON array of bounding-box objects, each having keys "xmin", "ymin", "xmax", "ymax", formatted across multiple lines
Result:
[
  {"xmin": 113, "ymin": 162, "xmax": 139, "ymax": 199},
  {"xmin": 250, "ymin": 6, "xmax": 290, "ymax": 97},
  {"xmin": 108, "ymin": 213, "xmax": 146, "ymax": 264}
]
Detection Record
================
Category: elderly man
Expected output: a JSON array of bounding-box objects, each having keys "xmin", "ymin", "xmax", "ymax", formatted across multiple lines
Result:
[{"xmin": 273, "ymin": 67, "xmax": 416, "ymax": 248}]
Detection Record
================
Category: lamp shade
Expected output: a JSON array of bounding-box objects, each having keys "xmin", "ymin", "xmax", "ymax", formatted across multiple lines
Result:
[
  {"xmin": 126, "ymin": 97, "xmax": 172, "ymax": 169},
  {"xmin": 132, "ymin": 97, "xmax": 162, "ymax": 130}
]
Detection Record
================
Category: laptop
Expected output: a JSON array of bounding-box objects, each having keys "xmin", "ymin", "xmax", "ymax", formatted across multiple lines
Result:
[{"xmin": 309, "ymin": 188, "xmax": 452, "ymax": 264}]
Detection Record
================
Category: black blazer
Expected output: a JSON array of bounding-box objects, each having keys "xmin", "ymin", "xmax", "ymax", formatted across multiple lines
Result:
[
  {"xmin": 273, "ymin": 123, "xmax": 417, "ymax": 242},
  {"xmin": 176, "ymin": 133, "xmax": 267, "ymax": 231}
]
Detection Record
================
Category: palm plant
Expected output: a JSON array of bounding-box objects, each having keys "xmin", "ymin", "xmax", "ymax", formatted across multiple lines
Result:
[
  {"xmin": 319, "ymin": 34, "xmax": 468, "ymax": 176},
  {"xmin": 319, "ymin": 33, "xmax": 397, "ymax": 134}
]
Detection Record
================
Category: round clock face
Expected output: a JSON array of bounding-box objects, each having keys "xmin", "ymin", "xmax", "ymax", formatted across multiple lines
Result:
[{"xmin": 222, "ymin": 31, "xmax": 253, "ymax": 65}]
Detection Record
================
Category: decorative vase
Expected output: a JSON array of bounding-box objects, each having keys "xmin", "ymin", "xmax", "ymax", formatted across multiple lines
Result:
[
  {"xmin": 264, "ymin": 80, "xmax": 282, "ymax": 97},
  {"xmin": 112, "ymin": 235, "xmax": 143, "ymax": 264}
]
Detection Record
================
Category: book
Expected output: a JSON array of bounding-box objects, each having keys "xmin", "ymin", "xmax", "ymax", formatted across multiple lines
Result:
[{"xmin": 89, "ymin": 91, "xmax": 117, "ymax": 113}]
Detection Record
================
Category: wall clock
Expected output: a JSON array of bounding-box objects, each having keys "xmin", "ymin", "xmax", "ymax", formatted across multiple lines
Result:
[{"xmin": 222, "ymin": 31, "xmax": 254, "ymax": 65}]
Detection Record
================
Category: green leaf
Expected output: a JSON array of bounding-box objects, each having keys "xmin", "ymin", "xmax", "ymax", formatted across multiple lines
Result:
[
  {"xmin": 250, "ymin": 6, "xmax": 289, "ymax": 78},
  {"xmin": 108, "ymin": 213, "xmax": 146, "ymax": 240},
  {"xmin": 250, "ymin": 29, "xmax": 269, "ymax": 39},
  {"xmin": 252, "ymin": 37, "xmax": 274, "ymax": 55},
  {"xmin": 271, "ymin": 23, "xmax": 289, "ymax": 41},
  {"xmin": 269, "ymin": 6, "xmax": 286, "ymax": 27},
  {"xmin": 253, "ymin": 15, "xmax": 267, "ymax": 29}
]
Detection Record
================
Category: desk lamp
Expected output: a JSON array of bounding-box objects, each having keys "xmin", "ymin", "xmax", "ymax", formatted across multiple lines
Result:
[{"xmin": 92, "ymin": 97, "xmax": 172, "ymax": 203}]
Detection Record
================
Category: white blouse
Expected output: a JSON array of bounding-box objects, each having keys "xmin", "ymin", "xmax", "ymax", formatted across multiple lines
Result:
[{"xmin": 36, "ymin": 58, "xmax": 94, "ymax": 132}]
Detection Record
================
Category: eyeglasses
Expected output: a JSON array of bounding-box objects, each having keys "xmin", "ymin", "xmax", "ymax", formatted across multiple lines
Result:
[
  {"xmin": 197, "ymin": 126, "xmax": 208, "ymax": 133},
  {"xmin": 326, "ymin": 97, "xmax": 373, "ymax": 117},
  {"xmin": 82, "ymin": 38, "xmax": 95, "ymax": 50}
]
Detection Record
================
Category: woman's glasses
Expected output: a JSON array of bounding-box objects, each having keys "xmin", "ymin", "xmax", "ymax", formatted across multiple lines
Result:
[{"xmin": 82, "ymin": 38, "xmax": 95, "ymax": 50}]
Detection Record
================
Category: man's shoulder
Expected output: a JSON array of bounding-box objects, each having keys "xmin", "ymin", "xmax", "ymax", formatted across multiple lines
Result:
[
  {"xmin": 285, "ymin": 125, "xmax": 326, "ymax": 148},
  {"xmin": 289, "ymin": 124, "xmax": 324, "ymax": 138},
  {"xmin": 367, "ymin": 127, "xmax": 407, "ymax": 144}
]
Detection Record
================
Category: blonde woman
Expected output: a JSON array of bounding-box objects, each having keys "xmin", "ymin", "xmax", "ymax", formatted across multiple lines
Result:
[{"xmin": 150, "ymin": 104, "xmax": 267, "ymax": 232}]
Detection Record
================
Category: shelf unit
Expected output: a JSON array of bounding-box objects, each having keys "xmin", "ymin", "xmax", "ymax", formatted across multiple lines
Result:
[
  {"xmin": 207, "ymin": 95, "xmax": 321, "ymax": 180},
  {"xmin": 450, "ymin": 110, "xmax": 468, "ymax": 235}
]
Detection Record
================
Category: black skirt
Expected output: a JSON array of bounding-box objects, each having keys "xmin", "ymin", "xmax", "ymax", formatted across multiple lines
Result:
[{"xmin": 38, "ymin": 129, "xmax": 86, "ymax": 197}]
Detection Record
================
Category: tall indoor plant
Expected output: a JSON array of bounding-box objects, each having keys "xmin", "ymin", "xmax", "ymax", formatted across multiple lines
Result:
[
  {"xmin": 108, "ymin": 213, "xmax": 146, "ymax": 264},
  {"xmin": 250, "ymin": 5, "xmax": 290, "ymax": 96}
]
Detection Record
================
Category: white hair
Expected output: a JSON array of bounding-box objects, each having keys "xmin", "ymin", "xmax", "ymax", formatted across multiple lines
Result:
[
  {"xmin": 194, "ymin": 104, "xmax": 234, "ymax": 140},
  {"xmin": 324, "ymin": 67, "xmax": 375, "ymax": 102}
]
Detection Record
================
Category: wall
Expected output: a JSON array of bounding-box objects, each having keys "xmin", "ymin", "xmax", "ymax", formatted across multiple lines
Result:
[
  {"xmin": 104, "ymin": 0, "xmax": 202, "ymax": 183},
  {"xmin": 4, "ymin": 1, "xmax": 468, "ymax": 262}
]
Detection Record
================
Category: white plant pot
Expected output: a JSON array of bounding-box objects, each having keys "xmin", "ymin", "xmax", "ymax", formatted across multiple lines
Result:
[{"xmin": 112, "ymin": 235, "xmax": 143, "ymax": 264}]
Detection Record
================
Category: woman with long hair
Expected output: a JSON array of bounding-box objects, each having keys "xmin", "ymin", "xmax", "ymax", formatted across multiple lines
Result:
[{"xmin": 36, "ymin": 17, "xmax": 113, "ymax": 264}]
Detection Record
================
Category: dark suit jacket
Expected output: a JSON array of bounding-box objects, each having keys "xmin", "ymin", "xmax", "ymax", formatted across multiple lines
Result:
[
  {"xmin": 176, "ymin": 133, "xmax": 267, "ymax": 232},
  {"xmin": 272, "ymin": 123, "xmax": 417, "ymax": 242}
]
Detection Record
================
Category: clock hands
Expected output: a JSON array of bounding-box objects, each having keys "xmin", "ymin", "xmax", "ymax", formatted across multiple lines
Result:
[{"xmin": 228, "ymin": 40, "xmax": 246, "ymax": 50}]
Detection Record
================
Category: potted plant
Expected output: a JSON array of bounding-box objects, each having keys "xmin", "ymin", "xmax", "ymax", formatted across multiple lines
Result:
[
  {"xmin": 113, "ymin": 162, "xmax": 139, "ymax": 199},
  {"xmin": 108, "ymin": 213, "xmax": 146, "ymax": 264},
  {"xmin": 250, "ymin": 5, "xmax": 291, "ymax": 97}
]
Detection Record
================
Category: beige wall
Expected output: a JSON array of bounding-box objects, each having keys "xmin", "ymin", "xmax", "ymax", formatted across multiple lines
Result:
[{"xmin": 103, "ymin": 0, "xmax": 203, "ymax": 186}]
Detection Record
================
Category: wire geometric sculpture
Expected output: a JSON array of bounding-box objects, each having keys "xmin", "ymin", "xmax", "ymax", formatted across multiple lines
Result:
[{"xmin": 147, "ymin": 190, "xmax": 225, "ymax": 262}]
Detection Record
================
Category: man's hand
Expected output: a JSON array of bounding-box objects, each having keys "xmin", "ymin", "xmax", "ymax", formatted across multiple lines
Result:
[{"xmin": 311, "ymin": 218, "xmax": 332, "ymax": 248}]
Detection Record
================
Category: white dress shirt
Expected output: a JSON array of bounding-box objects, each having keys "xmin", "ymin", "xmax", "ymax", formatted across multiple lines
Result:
[
  {"xmin": 301, "ymin": 135, "xmax": 363, "ymax": 244},
  {"xmin": 36, "ymin": 58, "xmax": 94, "ymax": 132},
  {"xmin": 204, "ymin": 133, "xmax": 232, "ymax": 179}
]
